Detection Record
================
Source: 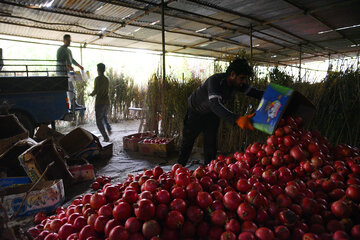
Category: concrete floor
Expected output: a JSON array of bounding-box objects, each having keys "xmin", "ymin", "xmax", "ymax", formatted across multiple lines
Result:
[{"xmin": 62, "ymin": 119, "xmax": 203, "ymax": 202}]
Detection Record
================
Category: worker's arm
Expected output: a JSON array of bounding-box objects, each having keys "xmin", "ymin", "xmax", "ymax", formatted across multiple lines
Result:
[
  {"xmin": 207, "ymin": 76, "xmax": 239, "ymax": 125},
  {"xmin": 67, "ymin": 64, "xmax": 74, "ymax": 71},
  {"xmin": 89, "ymin": 77, "xmax": 98, "ymax": 96},
  {"xmin": 69, "ymin": 49, "xmax": 84, "ymax": 70},
  {"xmin": 240, "ymin": 83, "xmax": 264, "ymax": 99},
  {"xmin": 73, "ymin": 61, "xmax": 84, "ymax": 70}
]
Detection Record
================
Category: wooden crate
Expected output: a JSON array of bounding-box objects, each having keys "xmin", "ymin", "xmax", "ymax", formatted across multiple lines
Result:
[
  {"xmin": 138, "ymin": 138, "xmax": 175, "ymax": 157},
  {"xmin": 123, "ymin": 132, "xmax": 155, "ymax": 152}
]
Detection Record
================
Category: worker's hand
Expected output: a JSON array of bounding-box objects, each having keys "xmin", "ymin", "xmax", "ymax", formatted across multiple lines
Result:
[
  {"xmin": 236, "ymin": 113, "xmax": 255, "ymax": 130},
  {"xmin": 79, "ymin": 65, "xmax": 84, "ymax": 70}
]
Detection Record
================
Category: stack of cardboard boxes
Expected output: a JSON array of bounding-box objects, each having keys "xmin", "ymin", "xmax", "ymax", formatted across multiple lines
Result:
[{"xmin": 0, "ymin": 114, "xmax": 113, "ymax": 219}]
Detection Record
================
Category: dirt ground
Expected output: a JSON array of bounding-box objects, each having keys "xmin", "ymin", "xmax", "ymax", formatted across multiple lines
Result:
[{"xmin": 60, "ymin": 119, "xmax": 204, "ymax": 203}]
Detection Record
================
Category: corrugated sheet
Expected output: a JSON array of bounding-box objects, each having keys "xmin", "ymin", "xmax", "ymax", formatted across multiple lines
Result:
[
  {"xmin": 168, "ymin": 1, "xmax": 218, "ymax": 16},
  {"xmin": 0, "ymin": 0, "xmax": 359, "ymax": 63}
]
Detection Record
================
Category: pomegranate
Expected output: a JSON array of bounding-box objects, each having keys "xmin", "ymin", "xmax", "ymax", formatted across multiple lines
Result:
[
  {"xmin": 142, "ymin": 220, "xmax": 161, "ymax": 239},
  {"xmin": 58, "ymin": 224, "xmax": 76, "ymax": 240},
  {"xmin": 196, "ymin": 191, "xmax": 212, "ymax": 209},
  {"xmin": 113, "ymin": 202, "xmax": 133, "ymax": 221},
  {"xmin": 90, "ymin": 193, "xmax": 106, "ymax": 210},
  {"xmin": 211, "ymin": 209, "xmax": 227, "ymax": 226},
  {"xmin": 109, "ymin": 226, "xmax": 129, "ymax": 240},
  {"xmin": 166, "ymin": 211, "xmax": 184, "ymax": 229},
  {"xmin": 331, "ymin": 200, "xmax": 351, "ymax": 218},
  {"xmin": 186, "ymin": 205, "xmax": 203, "ymax": 223},
  {"xmin": 134, "ymin": 199, "xmax": 155, "ymax": 221},
  {"xmin": 223, "ymin": 191, "xmax": 241, "ymax": 210},
  {"xmin": 237, "ymin": 202, "xmax": 256, "ymax": 221},
  {"xmin": 255, "ymin": 227, "xmax": 275, "ymax": 240}
]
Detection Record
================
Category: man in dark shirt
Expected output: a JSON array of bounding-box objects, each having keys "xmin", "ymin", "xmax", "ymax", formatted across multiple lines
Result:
[
  {"xmin": 178, "ymin": 58, "xmax": 264, "ymax": 166},
  {"xmin": 90, "ymin": 63, "xmax": 112, "ymax": 142}
]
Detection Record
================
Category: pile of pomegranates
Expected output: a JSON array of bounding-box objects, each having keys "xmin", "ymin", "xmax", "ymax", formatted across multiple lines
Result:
[{"xmin": 28, "ymin": 116, "xmax": 360, "ymax": 240}]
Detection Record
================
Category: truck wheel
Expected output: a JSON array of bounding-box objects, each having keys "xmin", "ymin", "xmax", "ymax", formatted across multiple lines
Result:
[{"xmin": 13, "ymin": 112, "xmax": 35, "ymax": 137}]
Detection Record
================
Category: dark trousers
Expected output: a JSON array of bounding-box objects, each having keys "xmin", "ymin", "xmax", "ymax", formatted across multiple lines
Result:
[
  {"xmin": 95, "ymin": 104, "xmax": 111, "ymax": 140},
  {"xmin": 178, "ymin": 109, "xmax": 220, "ymax": 166}
]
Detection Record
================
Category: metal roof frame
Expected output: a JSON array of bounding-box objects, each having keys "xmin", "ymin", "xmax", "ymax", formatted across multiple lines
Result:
[{"xmin": 0, "ymin": 0, "xmax": 359, "ymax": 65}]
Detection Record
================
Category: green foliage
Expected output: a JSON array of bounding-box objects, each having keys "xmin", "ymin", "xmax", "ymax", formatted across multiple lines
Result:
[
  {"xmin": 161, "ymin": 77, "xmax": 202, "ymax": 143},
  {"xmin": 269, "ymin": 67, "xmax": 294, "ymax": 87},
  {"xmin": 144, "ymin": 74, "xmax": 162, "ymax": 133},
  {"xmin": 310, "ymin": 70, "xmax": 360, "ymax": 146},
  {"xmin": 74, "ymin": 79, "xmax": 88, "ymax": 124},
  {"xmin": 143, "ymin": 74, "xmax": 201, "ymax": 140}
]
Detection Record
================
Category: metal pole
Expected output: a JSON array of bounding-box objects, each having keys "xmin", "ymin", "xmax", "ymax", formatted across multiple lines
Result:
[
  {"xmin": 161, "ymin": 0, "xmax": 166, "ymax": 82},
  {"xmin": 80, "ymin": 44, "xmax": 83, "ymax": 66},
  {"xmin": 299, "ymin": 45, "xmax": 302, "ymax": 82},
  {"xmin": 250, "ymin": 24, "xmax": 253, "ymax": 62}
]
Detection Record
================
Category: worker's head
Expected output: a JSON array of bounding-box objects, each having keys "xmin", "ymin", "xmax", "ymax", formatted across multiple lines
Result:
[
  {"xmin": 63, "ymin": 34, "xmax": 71, "ymax": 46},
  {"xmin": 97, "ymin": 63, "xmax": 106, "ymax": 75},
  {"xmin": 226, "ymin": 58, "xmax": 253, "ymax": 88}
]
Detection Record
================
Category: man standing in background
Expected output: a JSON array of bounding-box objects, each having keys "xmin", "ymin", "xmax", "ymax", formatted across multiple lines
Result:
[
  {"xmin": 56, "ymin": 34, "xmax": 84, "ymax": 108},
  {"xmin": 90, "ymin": 63, "xmax": 112, "ymax": 142}
]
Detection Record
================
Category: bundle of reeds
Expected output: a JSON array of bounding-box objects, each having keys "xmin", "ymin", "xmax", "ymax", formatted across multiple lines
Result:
[{"xmin": 106, "ymin": 68, "xmax": 144, "ymax": 121}]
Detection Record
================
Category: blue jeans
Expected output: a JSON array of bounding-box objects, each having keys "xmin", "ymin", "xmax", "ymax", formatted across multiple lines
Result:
[{"xmin": 95, "ymin": 104, "xmax": 111, "ymax": 140}]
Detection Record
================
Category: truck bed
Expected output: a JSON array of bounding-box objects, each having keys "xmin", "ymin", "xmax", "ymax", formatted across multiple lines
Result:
[{"xmin": 0, "ymin": 76, "xmax": 68, "ymax": 93}]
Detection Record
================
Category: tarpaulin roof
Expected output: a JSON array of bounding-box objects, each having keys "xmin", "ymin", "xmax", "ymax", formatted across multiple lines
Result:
[{"xmin": 0, "ymin": 0, "xmax": 359, "ymax": 64}]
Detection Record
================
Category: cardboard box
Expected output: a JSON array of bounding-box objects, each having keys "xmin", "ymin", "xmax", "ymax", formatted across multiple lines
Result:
[
  {"xmin": 0, "ymin": 177, "xmax": 31, "ymax": 189},
  {"xmin": 123, "ymin": 132, "xmax": 155, "ymax": 151},
  {"xmin": 59, "ymin": 128, "xmax": 101, "ymax": 160},
  {"xmin": 252, "ymin": 83, "xmax": 316, "ymax": 134},
  {"xmin": 0, "ymin": 179, "xmax": 65, "ymax": 218},
  {"xmin": 0, "ymin": 114, "xmax": 29, "ymax": 156},
  {"xmin": 18, "ymin": 139, "xmax": 74, "ymax": 186},
  {"xmin": 138, "ymin": 138, "xmax": 175, "ymax": 157},
  {"xmin": 100, "ymin": 142, "xmax": 113, "ymax": 159},
  {"xmin": 35, "ymin": 124, "xmax": 65, "ymax": 144},
  {"xmin": 68, "ymin": 164, "xmax": 95, "ymax": 182},
  {"xmin": 0, "ymin": 138, "xmax": 37, "ymax": 178}
]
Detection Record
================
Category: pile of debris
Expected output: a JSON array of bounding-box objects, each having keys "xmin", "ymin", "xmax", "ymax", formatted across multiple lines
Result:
[{"xmin": 0, "ymin": 114, "xmax": 112, "ymax": 239}]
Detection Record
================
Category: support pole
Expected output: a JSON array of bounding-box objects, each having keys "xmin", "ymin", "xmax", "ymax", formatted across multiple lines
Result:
[
  {"xmin": 328, "ymin": 53, "xmax": 331, "ymax": 71},
  {"xmin": 80, "ymin": 44, "xmax": 83, "ymax": 66},
  {"xmin": 299, "ymin": 45, "xmax": 302, "ymax": 82},
  {"xmin": 250, "ymin": 24, "xmax": 253, "ymax": 63},
  {"xmin": 161, "ymin": 0, "xmax": 166, "ymax": 82},
  {"xmin": 160, "ymin": 0, "xmax": 166, "ymax": 135}
]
